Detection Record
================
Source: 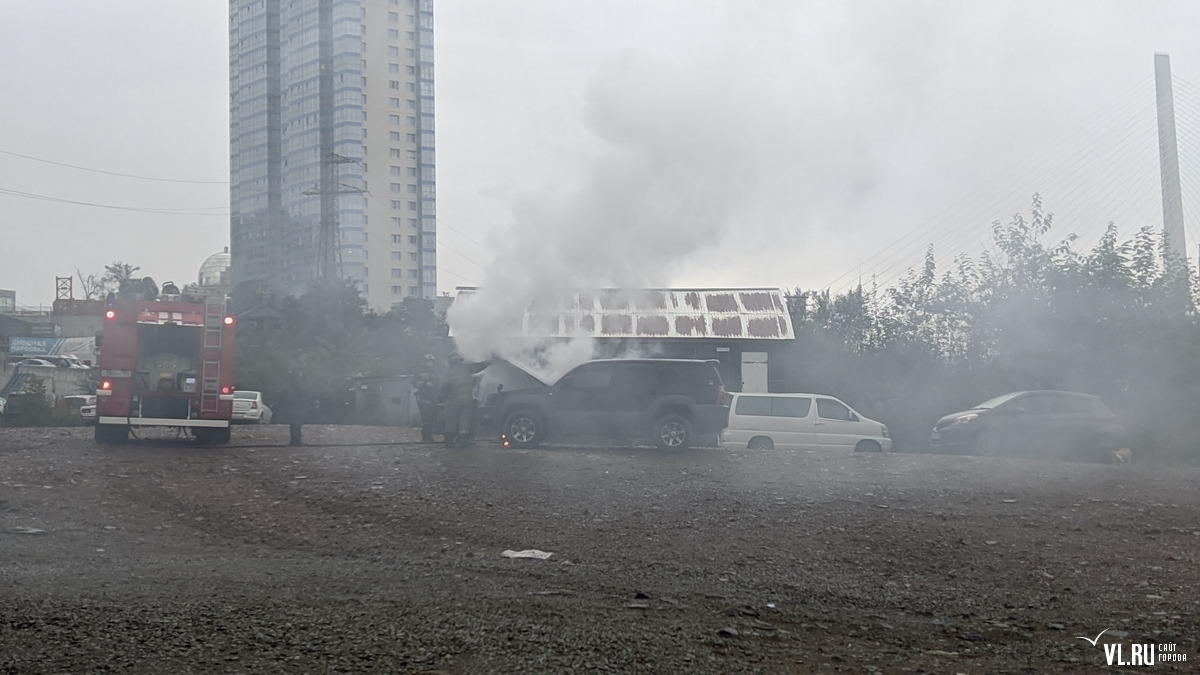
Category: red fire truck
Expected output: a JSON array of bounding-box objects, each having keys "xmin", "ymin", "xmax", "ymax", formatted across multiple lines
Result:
[{"xmin": 94, "ymin": 294, "xmax": 236, "ymax": 444}]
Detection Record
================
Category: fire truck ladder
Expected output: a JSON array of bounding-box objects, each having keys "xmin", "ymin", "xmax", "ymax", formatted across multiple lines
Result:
[{"xmin": 199, "ymin": 299, "xmax": 226, "ymax": 415}]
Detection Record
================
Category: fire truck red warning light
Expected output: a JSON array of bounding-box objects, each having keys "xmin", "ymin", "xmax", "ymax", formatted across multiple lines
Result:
[
  {"xmin": 224, "ymin": 316, "xmax": 234, "ymax": 325},
  {"xmin": 105, "ymin": 310, "xmax": 116, "ymax": 319}
]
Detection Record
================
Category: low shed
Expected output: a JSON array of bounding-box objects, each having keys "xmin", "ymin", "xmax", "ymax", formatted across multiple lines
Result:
[{"xmin": 452, "ymin": 288, "xmax": 795, "ymax": 392}]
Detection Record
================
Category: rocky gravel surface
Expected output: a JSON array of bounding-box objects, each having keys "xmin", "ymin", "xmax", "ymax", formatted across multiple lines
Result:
[{"xmin": 1, "ymin": 425, "xmax": 1198, "ymax": 673}]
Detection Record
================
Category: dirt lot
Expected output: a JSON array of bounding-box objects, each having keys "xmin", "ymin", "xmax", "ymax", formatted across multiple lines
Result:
[{"xmin": 1, "ymin": 426, "xmax": 1197, "ymax": 673}]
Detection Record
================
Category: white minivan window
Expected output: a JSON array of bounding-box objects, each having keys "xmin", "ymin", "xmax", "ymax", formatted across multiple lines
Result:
[
  {"xmin": 773, "ymin": 397, "xmax": 811, "ymax": 418},
  {"xmin": 816, "ymin": 398, "xmax": 853, "ymax": 421},
  {"xmin": 735, "ymin": 396, "xmax": 772, "ymax": 416},
  {"xmin": 735, "ymin": 395, "xmax": 812, "ymax": 418}
]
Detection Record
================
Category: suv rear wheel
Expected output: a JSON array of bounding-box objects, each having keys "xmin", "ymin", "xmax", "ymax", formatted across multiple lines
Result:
[
  {"xmin": 503, "ymin": 410, "xmax": 545, "ymax": 448},
  {"xmin": 653, "ymin": 414, "xmax": 693, "ymax": 452}
]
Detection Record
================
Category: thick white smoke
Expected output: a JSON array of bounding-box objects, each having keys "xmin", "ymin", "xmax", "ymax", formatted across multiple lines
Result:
[{"xmin": 448, "ymin": 53, "xmax": 770, "ymax": 379}]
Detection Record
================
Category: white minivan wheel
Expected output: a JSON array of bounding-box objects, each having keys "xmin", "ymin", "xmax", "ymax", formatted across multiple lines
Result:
[
  {"xmin": 855, "ymin": 440, "xmax": 883, "ymax": 453},
  {"xmin": 747, "ymin": 437, "xmax": 774, "ymax": 450}
]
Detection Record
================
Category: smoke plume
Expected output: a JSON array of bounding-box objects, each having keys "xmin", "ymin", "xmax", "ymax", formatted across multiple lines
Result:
[{"xmin": 448, "ymin": 53, "xmax": 768, "ymax": 379}]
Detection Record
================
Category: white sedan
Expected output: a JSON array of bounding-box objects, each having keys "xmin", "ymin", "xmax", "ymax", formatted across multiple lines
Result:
[{"xmin": 232, "ymin": 390, "xmax": 273, "ymax": 424}]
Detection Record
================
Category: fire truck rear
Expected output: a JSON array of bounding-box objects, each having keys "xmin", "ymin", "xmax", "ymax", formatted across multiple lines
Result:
[{"xmin": 94, "ymin": 295, "xmax": 236, "ymax": 444}]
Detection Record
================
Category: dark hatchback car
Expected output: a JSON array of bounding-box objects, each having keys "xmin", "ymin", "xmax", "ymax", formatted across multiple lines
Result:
[
  {"xmin": 479, "ymin": 359, "xmax": 730, "ymax": 451},
  {"xmin": 931, "ymin": 390, "xmax": 1125, "ymax": 460}
]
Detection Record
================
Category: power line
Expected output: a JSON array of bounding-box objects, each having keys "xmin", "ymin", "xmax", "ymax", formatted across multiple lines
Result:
[
  {"xmin": 0, "ymin": 148, "xmax": 227, "ymax": 185},
  {"xmin": 0, "ymin": 186, "xmax": 229, "ymax": 216}
]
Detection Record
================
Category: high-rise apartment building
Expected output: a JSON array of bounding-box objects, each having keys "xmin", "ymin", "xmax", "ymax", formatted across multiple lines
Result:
[{"xmin": 229, "ymin": 0, "xmax": 436, "ymax": 309}]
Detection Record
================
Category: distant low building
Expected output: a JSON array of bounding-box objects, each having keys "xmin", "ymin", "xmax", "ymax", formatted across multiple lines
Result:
[
  {"xmin": 0, "ymin": 289, "xmax": 14, "ymax": 314},
  {"xmin": 450, "ymin": 287, "xmax": 796, "ymax": 392}
]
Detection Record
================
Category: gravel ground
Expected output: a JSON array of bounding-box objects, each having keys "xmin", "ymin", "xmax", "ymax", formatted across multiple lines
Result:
[{"xmin": 1, "ymin": 425, "xmax": 1198, "ymax": 673}]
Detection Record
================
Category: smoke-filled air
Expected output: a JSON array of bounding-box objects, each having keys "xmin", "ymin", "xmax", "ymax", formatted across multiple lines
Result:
[{"xmin": 447, "ymin": 53, "xmax": 768, "ymax": 381}]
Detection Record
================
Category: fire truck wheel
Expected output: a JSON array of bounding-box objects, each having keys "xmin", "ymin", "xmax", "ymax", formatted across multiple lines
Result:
[{"xmin": 94, "ymin": 424, "xmax": 128, "ymax": 445}]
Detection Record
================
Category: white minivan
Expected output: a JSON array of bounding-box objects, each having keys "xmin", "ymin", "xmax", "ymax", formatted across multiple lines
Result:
[{"xmin": 721, "ymin": 393, "xmax": 891, "ymax": 452}]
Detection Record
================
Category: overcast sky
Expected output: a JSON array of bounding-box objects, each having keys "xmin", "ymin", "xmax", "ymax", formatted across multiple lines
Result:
[{"xmin": 3, "ymin": 0, "xmax": 1200, "ymax": 307}]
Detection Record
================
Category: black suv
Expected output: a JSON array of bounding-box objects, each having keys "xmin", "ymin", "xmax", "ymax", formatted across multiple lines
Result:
[{"xmin": 479, "ymin": 359, "xmax": 730, "ymax": 451}]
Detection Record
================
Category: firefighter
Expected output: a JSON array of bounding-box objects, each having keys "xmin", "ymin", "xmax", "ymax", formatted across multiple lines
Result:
[
  {"xmin": 286, "ymin": 357, "xmax": 310, "ymax": 446},
  {"xmin": 440, "ymin": 352, "xmax": 490, "ymax": 447},
  {"xmin": 467, "ymin": 370, "xmax": 486, "ymax": 443},
  {"xmin": 412, "ymin": 353, "xmax": 440, "ymax": 443}
]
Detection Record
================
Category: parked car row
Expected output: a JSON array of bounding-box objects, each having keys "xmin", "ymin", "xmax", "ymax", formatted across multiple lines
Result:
[{"xmin": 481, "ymin": 357, "xmax": 1124, "ymax": 461}]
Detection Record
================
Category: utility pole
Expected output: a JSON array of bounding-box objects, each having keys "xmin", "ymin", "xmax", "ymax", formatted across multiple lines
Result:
[
  {"xmin": 303, "ymin": 153, "xmax": 364, "ymax": 281},
  {"xmin": 1155, "ymin": 53, "xmax": 1188, "ymax": 275}
]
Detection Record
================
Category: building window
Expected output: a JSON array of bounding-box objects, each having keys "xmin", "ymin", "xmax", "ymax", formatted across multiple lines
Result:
[
  {"xmin": 409, "ymin": 251, "xmax": 419, "ymax": 261},
  {"xmin": 406, "ymin": 133, "xmax": 416, "ymax": 143},
  {"xmin": 389, "ymin": 97, "xmax": 400, "ymax": 108},
  {"xmin": 422, "ymin": 270, "xmax": 435, "ymax": 284},
  {"xmin": 392, "ymin": 269, "xmax": 402, "ymax": 278},
  {"xmin": 392, "ymin": 286, "xmax": 403, "ymax": 295},
  {"xmin": 389, "ymin": 114, "xmax": 400, "ymax": 125},
  {"xmin": 410, "ymin": 286, "xmax": 419, "ymax": 295},
  {"xmin": 408, "ymin": 167, "xmax": 417, "ymax": 177},
  {"xmin": 406, "ymin": 116, "xmax": 416, "ymax": 127},
  {"xmin": 392, "ymin": 251, "xmax": 403, "ymax": 261},
  {"xmin": 390, "ymin": 183, "xmax": 402, "ymax": 193},
  {"xmin": 408, "ymin": 201, "xmax": 417, "ymax": 211},
  {"xmin": 407, "ymin": 65, "xmax": 416, "ymax": 75},
  {"xmin": 389, "ymin": 29, "xmax": 399, "ymax": 39},
  {"xmin": 390, "ymin": 165, "xmax": 401, "ymax": 175},
  {"xmin": 390, "ymin": 148, "xmax": 401, "ymax": 158},
  {"xmin": 407, "ymin": 99, "xmax": 416, "ymax": 110},
  {"xmin": 421, "ymin": 184, "xmax": 435, "ymax": 198},
  {"xmin": 389, "ymin": 80, "xmax": 400, "ymax": 90},
  {"xmin": 407, "ymin": 31, "xmax": 415, "ymax": 41},
  {"xmin": 407, "ymin": 14, "xmax": 416, "ymax": 24},
  {"xmin": 392, "ymin": 235, "xmax": 403, "ymax": 244},
  {"xmin": 409, "ymin": 235, "xmax": 418, "ymax": 244},
  {"xmin": 389, "ymin": 12, "xmax": 399, "ymax": 22},
  {"xmin": 407, "ymin": 82, "xmax": 416, "ymax": 92},
  {"xmin": 388, "ymin": 46, "xmax": 400, "ymax": 57},
  {"xmin": 423, "ymin": 251, "xmax": 436, "ymax": 265},
  {"xmin": 420, "ymin": 98, "xmax": 434, "ymax": 114},
  {"xmin": 388, "ymin": 63, "xmax": 400, "ymax": 73},
  {"xmin": 421, "ymin": 166, "xmax": 434, "ymax": 181},
  {"xmin": 406, "ymin": 48, "xmax": 415, "ymax": 58},
  {"xmin": 391, "ymin": 217, "xmax": 402, "ymax": 227},
  {"xmin": 407, "ymin": 149, "xmax": 417, "ymax": 160},
  {"xmin": 391, "ymin": 200, "xmax": 402, "ymax": 209},
  {"xmin": 389, "ymin": 131, "xmax": 401, "ymax": 141},
  {"xmin": 407, "ymin": 184, "xmax": 417, "ymax": 194},
  {"xmin": 408, "ymin": 269, "xmax": 419, "ymax": 278}
]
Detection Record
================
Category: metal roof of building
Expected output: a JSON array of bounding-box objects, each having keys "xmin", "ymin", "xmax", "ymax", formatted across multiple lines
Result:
[{"xmin": 452, "ymin": 288, "xmax": 794, "ymax": 340}]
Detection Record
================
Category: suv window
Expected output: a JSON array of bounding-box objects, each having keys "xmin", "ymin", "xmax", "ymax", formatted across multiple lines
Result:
[
  {"xmin": 816, "ymin": 398, "xmax": 853, "ymax": 421},
  {"xmin": 611, "ymin": 363, "xmax": 658, "ymax": 391},
  {"xmin": 568, "ymin": 363, "xmax": 612, "ymax": 389},
  {"xmin": 661, "ymin": 363, "xmax": 720, "ymax": 388},
  {"xmin": 772, "ymin": 397, "xmax": 812, "ymax": 418}
]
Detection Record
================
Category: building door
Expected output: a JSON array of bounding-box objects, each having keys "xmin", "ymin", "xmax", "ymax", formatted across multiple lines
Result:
[{"xmin": 741, "ymin": 352, "xmax": 769, "ymax": 393}]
